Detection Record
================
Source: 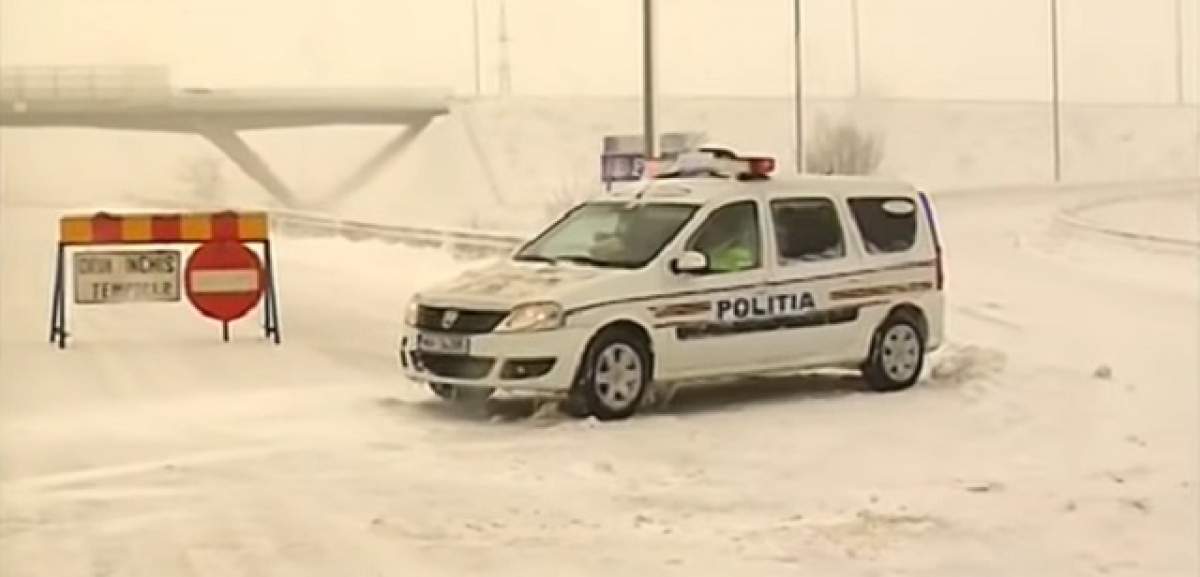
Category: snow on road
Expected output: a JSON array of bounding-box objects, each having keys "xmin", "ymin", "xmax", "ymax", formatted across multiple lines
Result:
[{"xmin": 1, "ymin": 183, "xmax": 1197, "ymax": 576}]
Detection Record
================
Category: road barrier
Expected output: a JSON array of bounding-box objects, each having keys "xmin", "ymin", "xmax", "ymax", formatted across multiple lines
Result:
[
  {"xmin": 268, "ymin": 210, "xmax": 526, "ymax": 258},
  {"xmin": 50, "ymin": 211, "xmax": 282, "ymax": 348}
]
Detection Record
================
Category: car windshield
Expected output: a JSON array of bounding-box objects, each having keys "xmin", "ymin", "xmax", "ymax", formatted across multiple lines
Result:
[{"xmin": 515, "ymin": 202, "xmax": 699, "ymax": 269}]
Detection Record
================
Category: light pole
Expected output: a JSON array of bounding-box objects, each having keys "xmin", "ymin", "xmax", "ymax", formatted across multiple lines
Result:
[
  {"xmin": 851, "ymin": 0, "xmax": 862, "ymax": 98},
  {"xmin": 1174, "ymin": 0, "xmax": 1184, "ymax": 105},
  {"xmin": 794, "ymin": 0, "xmax": 806, "ymax": 173},
  {"xmin": 643, "ymin": 0, "xmax": 657, "ymax": 160},
  {"xmin": 498, "ymin": 0, "xmax": 512, "ymax": 96},
  {"xmin": 472, "ymin": 0, "xmax": 482, "ymax": 96},
  {"xmin": 1050, "ymin": 0, "xmax": 1062, "ymax": 182}
]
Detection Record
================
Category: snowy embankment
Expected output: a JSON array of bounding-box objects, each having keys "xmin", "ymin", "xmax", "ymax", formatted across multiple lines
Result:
[
  {"xmin": 1, "ymin": 181, "xmax": 1197, "ymax": 576},
  {"xmin": 1056, "ymin": 186, "xmax": 1200, "ymax": 250}
]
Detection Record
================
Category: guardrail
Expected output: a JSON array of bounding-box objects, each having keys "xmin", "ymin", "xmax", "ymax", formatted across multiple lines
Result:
[
  {"xmin": 1052, "ymin": 184, "xmax": 1200, "ymax": 254},
  {"xmin": 113, "ymin": 197, "xmax": 528, "ymax": 257},
  {"xmin": 1, "ymin": 66, "xmax": 172, "ymax": 104},
  {"xmin": 269, "ymin": 209, "xmax": 526, "ymax": 258}
]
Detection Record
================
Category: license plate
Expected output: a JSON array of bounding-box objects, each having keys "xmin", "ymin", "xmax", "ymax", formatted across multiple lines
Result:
[{"xmin": 417, "ymin": 333, "xmax": 470, "ymax": 355}]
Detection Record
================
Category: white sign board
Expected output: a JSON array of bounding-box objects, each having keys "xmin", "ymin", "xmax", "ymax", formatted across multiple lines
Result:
[
  {"xmin": 601, "ymin": 131, "xmax": 707, "ymax": 183},
  {"xmin": 601, "ymin": 132, "xmax": 707, "ymax": 155},
  {"xmin": 73, "ymin": 250, "xmax": 181, "ymax": 304}
]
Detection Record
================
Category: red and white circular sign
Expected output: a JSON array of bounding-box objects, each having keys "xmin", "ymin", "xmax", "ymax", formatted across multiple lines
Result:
[{"xmin": 185, "ymin": 241, "xmax": 264, "ymax": 322}]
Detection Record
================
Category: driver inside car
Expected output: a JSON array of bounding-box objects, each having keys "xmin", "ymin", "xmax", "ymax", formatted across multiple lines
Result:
[{"xmin": 692, "ymin": 208, "xmax": 757, "ymax": 273}]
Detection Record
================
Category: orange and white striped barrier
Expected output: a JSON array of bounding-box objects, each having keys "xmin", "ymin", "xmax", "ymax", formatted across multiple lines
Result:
[
  {"xmin": 58, "ymin": 211, "xmax": 268, "ymax": 245},
  {"xmin": 49, "ymin": 211, "xmax": 280, "ymax": 348}
]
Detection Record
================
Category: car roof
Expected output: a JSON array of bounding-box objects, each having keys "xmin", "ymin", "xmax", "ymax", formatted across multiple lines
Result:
[{"xmin": 598, "ymin": 174, "xmax": 919, "ymax": 205}]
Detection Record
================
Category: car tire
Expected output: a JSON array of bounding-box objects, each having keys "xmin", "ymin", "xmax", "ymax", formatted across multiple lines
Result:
[
  {"xmin": 862, "ymin": 314, "xmax": 926, "ymax": 392},
  {"xmin": 558, "ymin": 389, "xmax": 591, "ymax": 418},
  {"xmin": 570, "ymin": 327, "xmax": 652, "ymax": 421},
  {"xmin": 429, "ymin": 382, "xmax": 495, "ymax": 403}
]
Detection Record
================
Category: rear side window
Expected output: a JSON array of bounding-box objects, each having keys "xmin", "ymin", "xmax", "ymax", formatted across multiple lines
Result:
[
  {"xmin": 771, "ymin": 198, "xmax": 845, "ymax": 262},
  {"xmin": 848, "ymin": 197, "xmax": 917, "ymax": 254}
]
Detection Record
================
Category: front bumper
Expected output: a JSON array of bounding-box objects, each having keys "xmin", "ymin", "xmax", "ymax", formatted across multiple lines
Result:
[{"xmin": 399, "ymin": 324, "xmax": 589, "ymax": 392}]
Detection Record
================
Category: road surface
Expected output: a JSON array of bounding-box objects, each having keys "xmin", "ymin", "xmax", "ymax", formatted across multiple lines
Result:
[{"xmin": 1, "ymin": 183, "xmax": 1197, "ymax": 576}]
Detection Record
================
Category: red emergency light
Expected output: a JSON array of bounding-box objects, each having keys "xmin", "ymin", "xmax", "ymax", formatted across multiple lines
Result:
[
  {"xmin": 745, "ymin": 157, "xmax": 776, "ymax": 176},
  {"xmin": 647, "ymin": 149, "xmax": 777, "ymax": 181}
]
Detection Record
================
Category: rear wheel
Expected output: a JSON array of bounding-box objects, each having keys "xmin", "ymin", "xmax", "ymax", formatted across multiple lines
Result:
[
  {"xmin": 429, "ymin": 382, "xmax": 495, "ymax": 403},
  {"xmin": 568, "ymin": 328, "xmax": 651, "ymax": 420},
  {"xmin": 862, "ymin": 315, "xmax": 926, "ymax": 392}
]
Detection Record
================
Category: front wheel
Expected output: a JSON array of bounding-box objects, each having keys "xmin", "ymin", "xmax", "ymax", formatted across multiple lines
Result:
[
  {"xmin": 569, "ymin": 328, "xmax": 652, "ymax": 421},
  {"xmin": 862, "ymin": 315, "xmax": 926, "ymax": 392},
  {"xmin": 429, "ymin": 382, "xmax": 495, "ymax": 403}
]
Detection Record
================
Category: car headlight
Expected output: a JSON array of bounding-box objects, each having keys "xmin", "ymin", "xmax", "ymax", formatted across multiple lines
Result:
[
  {"xmin": 496, "ymin": 302, "xmax": 564, "ymax": 333},
  {"xmin": 404, "ymin": 299, "xmax": 420, "ymax": 326}
]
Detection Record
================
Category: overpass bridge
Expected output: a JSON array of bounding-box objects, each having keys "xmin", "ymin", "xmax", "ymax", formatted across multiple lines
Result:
[{"xmin": 0, "ymin": 66, "xmax": 451, "ymax": 207}]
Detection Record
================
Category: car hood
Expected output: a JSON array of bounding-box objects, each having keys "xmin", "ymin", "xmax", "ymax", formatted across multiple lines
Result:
[{"xmin": 415, "ymin": 260, "xmax": 629, "ymax": 311}]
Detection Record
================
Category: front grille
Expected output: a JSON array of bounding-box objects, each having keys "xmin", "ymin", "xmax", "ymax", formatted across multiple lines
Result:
[
  {"xmin": 416, "ymin": 353, "xmax": 496, "ymax": 379},
  {"xmin": 416, "ymin": 306, "xmax": 507, "ymax": 334}
]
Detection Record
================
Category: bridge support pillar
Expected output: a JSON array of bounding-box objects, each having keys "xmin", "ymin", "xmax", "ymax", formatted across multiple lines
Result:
[
  {"xmin": 323, "ymin": 118, "xmax": 432, "ymax": 207},
  {"xmin": 199, "ymin": 126, "xmax": 300, "ymax": 207},
  {"xmin": 199, "ymin": 120, "xmax": 434, "ymax": 209}
]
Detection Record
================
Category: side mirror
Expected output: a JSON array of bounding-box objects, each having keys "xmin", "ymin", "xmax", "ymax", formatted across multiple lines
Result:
[{"xmin": 672, "ymin": 251, "xmax": 709, "ymax": 274}]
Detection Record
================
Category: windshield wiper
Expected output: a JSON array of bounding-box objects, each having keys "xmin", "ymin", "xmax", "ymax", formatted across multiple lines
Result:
[
  {"xmin": 554, "ymin": 255, "xmax": 625, "ymax": 268},
  {"xmin": 515, "ymin": 254, "xmax": 628, "ymax": 268},
  {"xmin": 513, "ymin": 254, "xmax": 558, "ymax": 264}
]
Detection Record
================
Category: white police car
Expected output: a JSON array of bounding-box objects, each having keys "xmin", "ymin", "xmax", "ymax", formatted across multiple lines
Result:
[{"xmin": 400, "ymin": 150, "xmax": 945, "ymax": 420}]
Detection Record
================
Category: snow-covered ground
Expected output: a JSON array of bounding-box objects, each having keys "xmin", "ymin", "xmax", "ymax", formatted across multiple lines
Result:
[{"xmin": 1, "ymin": 180, "xmax": 1196, "ymax": 576}]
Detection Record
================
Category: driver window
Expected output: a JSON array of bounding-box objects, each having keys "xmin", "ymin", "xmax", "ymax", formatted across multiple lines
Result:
[{"xmin": 686, "ymin": 201, "xmax": 762, "ymax": 273}]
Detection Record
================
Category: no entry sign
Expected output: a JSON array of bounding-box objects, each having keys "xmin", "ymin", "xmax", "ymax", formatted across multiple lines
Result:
[{"xmin": 185, "ymin": 241, "xmax": 264, "ymax": 325}]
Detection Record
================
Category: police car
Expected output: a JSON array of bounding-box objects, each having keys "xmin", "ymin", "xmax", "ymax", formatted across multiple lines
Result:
[{"xmin": 400, "ymin": 149, "xmax": 945, "ymax": 420}]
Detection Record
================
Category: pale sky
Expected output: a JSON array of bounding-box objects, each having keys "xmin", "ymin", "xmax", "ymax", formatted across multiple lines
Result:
[{"xmin": 0, "ymin": 0, "xmax": 1196, "ymax": 103}]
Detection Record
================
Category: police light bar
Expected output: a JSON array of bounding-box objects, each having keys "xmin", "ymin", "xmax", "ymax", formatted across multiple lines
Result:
[
  {"xmin": 650, "ymin": 150, "xmax": 776, "ymax": 180},
  {"xmin": 602, "ymin": 153, "xmax": 646, "ymax": 183},
  {"xmin": 745, "ymin": 157, "xmax": 776, "ymax": 177}
]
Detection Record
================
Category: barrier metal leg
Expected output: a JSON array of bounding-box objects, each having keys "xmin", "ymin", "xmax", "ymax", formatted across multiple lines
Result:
[
  {"xmin": 49, "ymin": 246, "xmax": 61, "ymax": 343},
  {"xmin": 49, "ymin": 244, "xmax": 67, "ymax": 349},
  {"xmin": 263, "ymin": 263, "xmax": 275, "ymax": 339},
  {"xmin": 263, "ymin": 240, "xmax": 281, "ymax": 344}
]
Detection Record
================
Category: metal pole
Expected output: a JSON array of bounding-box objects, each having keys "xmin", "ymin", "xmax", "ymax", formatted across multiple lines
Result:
[
  {"xmin": 498, "ymin": 0, "xmax": 512, "ymax": 96},
  {"xmin": 851, "ymin": 0, "xmax": 862, "ymax": 98},
  {"xmin": 1174, "ymin": 0, "xmax": 1184, "ymax": 105},
  {"xmin": 263, "ymin": 239, "xmax": 281, "ymax": 345},
  {"xmin": 642, "ymin": 0, "xmax": 658, "ymax": 160},
  {"xmin": 49, "ymin": 244, "xmax": 64, "ymax": 344},
  {"xmin": 472, "ymin": 0, "xmax": 482, "ymax": 96},
  {"xmin": 55, "ymin": 245, "xmax": 67, "ymax": 349},
  {"xmin": 260, "ymin": 243, "xmax": 274, "ymax": 339},
  {"xmin": 1050, "ymin": 0, "xmax": 1062, "ymax": 182},
  {"xmin": 794, "ymin": 0, "xmax": 805, "ymax": 173}
]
